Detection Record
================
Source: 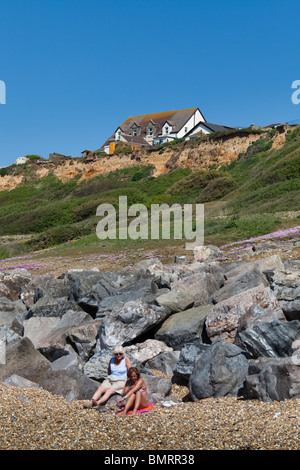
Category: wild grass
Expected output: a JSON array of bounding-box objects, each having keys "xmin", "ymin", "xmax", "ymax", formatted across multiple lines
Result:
[{"xmin": 0, "ymin": 127, "xmax": 299, "ymax": 257}]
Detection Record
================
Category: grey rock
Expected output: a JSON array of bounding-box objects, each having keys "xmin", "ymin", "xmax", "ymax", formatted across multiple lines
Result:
[
  {"xmin": 246, "ymin": 357, "xmax": 300, "ymax": 401},
  {"xmin": 188, "ymin": 339, "xmax": 249, "ymax": 400},
  {"xmin": 3, "ymin": 374, "xmax": 40, "ymax": 388},
  {"xmin": 0, "ymin": 337, "xmax": 51, "ymax": 384},
  {"xmin": 40, "ymin": 366, "xmax": 99, "ymax": 401},
  {"xmin": 26, "ymin": 296, "xmax": 83, "ymax": 319},
  {"xmin": 33, "ymin": 277, "xmax": 71, "ymax": 303},
  {"xmin": 142, "ymin": 374, "xmax": 172, "ymax": 401},
  {"xmin": 210, "ymin": 267, "xmax": 269, "ymax": 304},
  {"xmin": 37, "ymin": 312, "xmax": 95, "ymax": 361},
  {"xmin": 50, "ymin": 352, "xmax": 84, "ymax": 371},
  {"xmin": 0, "ymin": 268, "xmax": 33, "ymax": 301},
  {"xmin": 155, "ymin": 305, "xmax": 211, "ymax": 349},
  {"xmin": 97, "ymin": 300, "xmax": 170, "ymax": 350},
  {"xmin": 0, "ymin": 297, "xmax": 27, "ymax": 327},
  {"xmin": 155, "ymin": 287, "xmax": 194, "ymax": 313},
  {"xmin": 236, "ymin": 320, "xmax": 300, "ymax": 358},
  {"xmin": 145, "ymin": 350, "xmax": 180, "ymax": 376},
  {"xmin": 173, "ymin": 342, "xmax": 210, "ymax": 385}
]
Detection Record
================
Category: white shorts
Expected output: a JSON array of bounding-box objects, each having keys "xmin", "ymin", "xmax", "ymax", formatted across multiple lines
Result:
[{"xmin": 101, "ymin": 377, "xmax": 126, "ymax": 395}]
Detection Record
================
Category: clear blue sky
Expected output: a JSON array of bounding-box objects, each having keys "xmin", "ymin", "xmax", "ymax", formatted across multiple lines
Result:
[{"xmin": 0, "ymin": 0, "xmax": 300, "ymax": 167}]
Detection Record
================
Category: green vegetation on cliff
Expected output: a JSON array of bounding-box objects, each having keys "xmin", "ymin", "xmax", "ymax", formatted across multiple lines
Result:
[{"xmin": 0, "ymin": 126, "xmax": 299, "ymax": 258}]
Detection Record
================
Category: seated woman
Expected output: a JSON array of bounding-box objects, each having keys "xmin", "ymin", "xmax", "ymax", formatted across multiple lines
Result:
[
  {"xmin": 88, "ymin": 345, "xmax": 132, "ymax": 407},
  {"xmin": 117, "ymin": 367, "xmax": 149, "ymax": 416}
]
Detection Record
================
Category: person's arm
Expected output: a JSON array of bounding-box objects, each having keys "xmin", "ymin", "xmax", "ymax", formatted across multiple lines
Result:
[
  {"xmin": 108, "ymin": 358, "xmax": 112, "ymax": 376},
  {"xmin": 123, "ymin": 378, "xmax": 143, "ymax": 399},
  {"xmin": 118, "ymin": 381, "xmax": 131, "ymax": 405},
  {"xmin": 125, "ymin": 356, "xmax": 132, "ymax": 369},
  {"xmin": 122, "ymin": 380, "xmax": 131, "ymax": 395}
]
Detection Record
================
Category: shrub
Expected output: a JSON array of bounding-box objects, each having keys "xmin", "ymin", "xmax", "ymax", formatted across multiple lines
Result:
[
  {"xmin": 166, "ymin": 170, "xmax": 220, "ymax": 196},
  {"xmin": 197, "ymin": 175, "xmax": 237, "ymax": 202},
  {"xmin": 114, "ymin": 142, "xmax": 132, "ymax": 155}
]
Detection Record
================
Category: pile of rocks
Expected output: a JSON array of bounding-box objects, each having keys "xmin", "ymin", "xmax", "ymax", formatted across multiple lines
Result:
[{"xmin": 0, "ymin": 247, "xmax": 299, "ymax": 404}]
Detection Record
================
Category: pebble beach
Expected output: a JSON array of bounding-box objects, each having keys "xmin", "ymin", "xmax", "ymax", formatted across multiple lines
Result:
[
  {"xmin": 1, "ymin": 231, "xmax": 300, "ymax": 452},
  {"xmin": 1, "ymin": 378, "xmax": 299, "ymax": 451}
]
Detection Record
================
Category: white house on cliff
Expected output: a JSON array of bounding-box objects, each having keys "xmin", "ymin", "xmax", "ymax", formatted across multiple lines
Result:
[{"xmin": 95, "ymin": 107, "xmax": 234, "ymax": 155}]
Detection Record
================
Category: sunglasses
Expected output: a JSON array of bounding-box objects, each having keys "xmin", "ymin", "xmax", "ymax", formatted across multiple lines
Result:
[{"xmin": 114, "ymin": 353, "xmax": 123, "ymax": 356}]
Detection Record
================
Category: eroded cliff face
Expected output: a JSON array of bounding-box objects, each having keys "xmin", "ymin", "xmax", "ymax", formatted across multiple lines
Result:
[{"xmin": 0, "ymin": 127, "xmax": 289, "ymax": 191}]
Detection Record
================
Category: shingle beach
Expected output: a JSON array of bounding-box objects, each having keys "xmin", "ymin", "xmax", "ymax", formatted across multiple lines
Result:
[{"xmin": 1, "ymin": 378, "xmax": 299, "ymax": 451}]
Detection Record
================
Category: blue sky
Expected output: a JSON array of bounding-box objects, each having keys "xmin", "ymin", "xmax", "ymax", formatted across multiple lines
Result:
[{"xmin": 0, "ymin": 0, "xmax": 299, "ymax": 167}]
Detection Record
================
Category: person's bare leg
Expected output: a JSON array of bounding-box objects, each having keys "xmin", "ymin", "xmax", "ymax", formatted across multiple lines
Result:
[
  {"xmin": 95, "ymin": 389, "xmax": 114, "ymax": 405},
  {"xmin": 131, "ymin": 391, "xmax": 142, "ymax": 416},
  {"xmin": 121, "ymin": 394, "xmax": 135, "ymax": 416},
  {"xmin": 90, "ymin": 385, "xmax": 107, "ymax": 405}
]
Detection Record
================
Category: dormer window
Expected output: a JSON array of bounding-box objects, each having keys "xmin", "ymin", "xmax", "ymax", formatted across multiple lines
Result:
[
  {"xmin": 148, "ymin": 127, "xmax": 153, "ymax": 136},
  {"xmin": 130, "ymin": 122, "xmax": 141, "ymax": 137},
  {"xmin": 162, "ymin": 121, "xmax": 172, "ymax": 135}
]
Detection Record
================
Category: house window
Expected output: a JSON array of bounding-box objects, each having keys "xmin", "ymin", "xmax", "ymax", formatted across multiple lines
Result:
[
  {"xmin": 148, "ymin": 127, "xmax": 153, "ymax": 136},
  {"xmin": 117, "ymin": 130, "xmax": 121, "ymax": 140},
  {"xmin": 185, "ymin": 127, "xmax": 188, "ymax": 133},
  {"xmin": 133, "ymin": 129, "xmax": 137, "ymax": 136},
  {"xmin": 165, "ymin": 126, "xmax": 169, "ymax": 134}
]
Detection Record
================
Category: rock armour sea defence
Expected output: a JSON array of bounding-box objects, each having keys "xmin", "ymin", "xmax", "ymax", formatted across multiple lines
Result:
[{"xmin": 0, "ymin": 246, "xmax": 300, "ymax": 404}]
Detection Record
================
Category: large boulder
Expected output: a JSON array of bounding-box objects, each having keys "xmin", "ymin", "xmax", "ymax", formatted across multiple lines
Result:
[
  {"xmin": 96, "ymin": 274, "xmax": 165, "ymax": 317},
  {"xmin": 23, "ymin": 316, "xmax": 61, "ymax": 348},
  {"xmin": 33, "ymin": 277, "xmax": 71, "ymax": 303},
  {"xmin": 173, "ymin": 342, "xmax": 210, "ymax": 385},
  {"xmin": 193, "ymin": 245, "xmax": 221, "ymax": 261},
  {"xmin": 0, "ymin": 297, "xmax": 27, "ymax": 327},
  {"xmin": 245, "ymin": 357, "xmax": 300, "ymax": 401},
  {"xmin": 0, "ymin": 337, "xmax": 50, "ymax": 383},
  {"xmin": 269, "ymin": 268, "xmax": 300, "ymax": 321},
  {"xmin": 125, "ymin": 339, "xmax": 173, "ymax": 363},
  {"xmin": 20, "ymin": 274, "xmax": 57, "ymax": 308},
  {"xmin": 142, "ymin": 374, "xmax": 172, "ymax": 403},
  {"xmin": 155, "ymin": 287, "xmax": 194, "ymax": 313},
  {"xmin": 210, "ymin": 267, "xmax": 269, "ymax": 304},
  {"xmin": 205, "ymin": 285, "xmax": 283, "ymax": 343},
  {"xmin": 62, "ymin": 268, "xmax": 104, "ymax": 302},
  {"xmin": 155, "ymin": 305, "xmax": 211, "ymax": 349},
  {"xmin": 97, "ymin": 300, "xmax": 170, "ymax": 350},
  {"xmin": 37, "ymin": 311, "xmax": 95, "ymax": 361},
  {"xmin": 26, "ymin": 296, "xmax": 83, "ymax": 319},
  {"xmin": 66, "ymin": 319, "xmax": 102, "ymax": 361},
  {"xmin": 236, "ymin": 320, "xmax": 300, "ymax": 358},
  {"xmin": 40, "ymin": 366, "xmax": 99, "ymax": 401},
  {"xmin": 170, "ymin": 271, "xmax": 221, "ymax": 307},
  {"xmin": 145, "ymin": 350, "xmax": 180, "ymax": 376},
  {"xmin": 0, "ymin": 269, "xmax": 33, "ymax": 301},
  {"xmin": 188, "ymin": 339, "xmax": 249, "ymax": 400}
]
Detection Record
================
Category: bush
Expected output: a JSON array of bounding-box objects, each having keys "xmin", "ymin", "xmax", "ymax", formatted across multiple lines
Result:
[
  {"xmin": 197, "ymin": 175, "xmax": 237, "ymax": 202},
  {"xmin": 262, "ymin": 153, "xmax": 300, "ymax": 184},
  {"xmin": 114, "ymin": 142, "xmax": 132, "ymax": 155},
  {"xmin": 0, "ymin": 246, "xmax": 10, "ymax": 260},
  {"xmin": 166, "ymin": 170, "xmax": 220, "ymax": 196}
]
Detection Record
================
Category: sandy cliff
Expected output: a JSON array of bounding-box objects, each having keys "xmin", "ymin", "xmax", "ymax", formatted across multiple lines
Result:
[{"xmin": 0, "ymin": 126, "xmax": 289, "ymax": 191}]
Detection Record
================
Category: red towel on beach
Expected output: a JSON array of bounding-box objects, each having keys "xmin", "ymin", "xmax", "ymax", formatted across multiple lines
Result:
[{"xmin": 116, "ymin": 403, "xmax": 155, "ymax": 415}]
